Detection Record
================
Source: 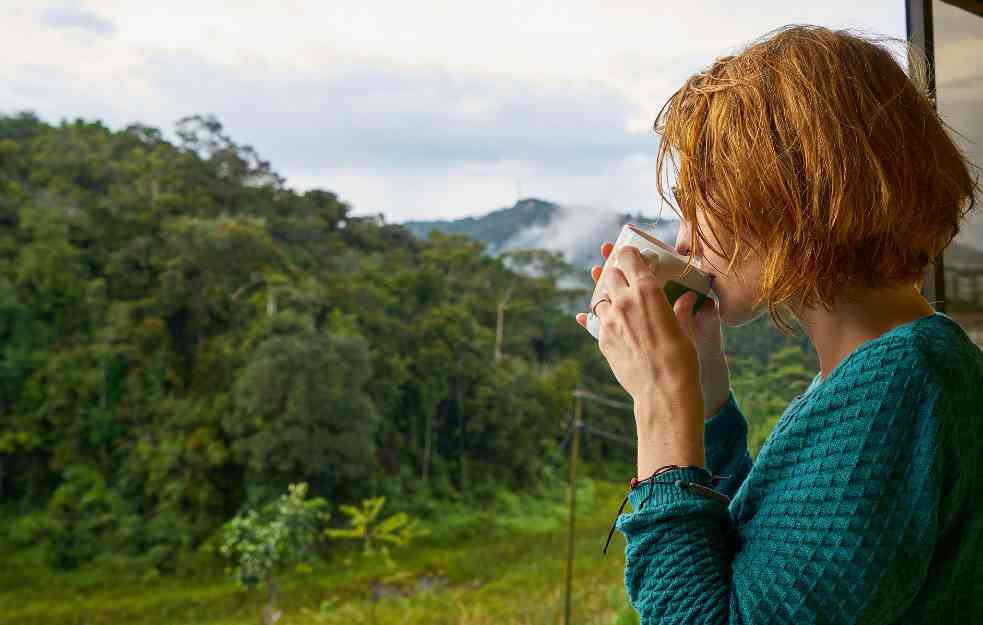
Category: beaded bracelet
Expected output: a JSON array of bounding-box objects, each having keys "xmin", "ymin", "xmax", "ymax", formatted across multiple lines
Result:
[{"xmin": 602, "ymin": 464, "xmax": 733, "ymax": 554}]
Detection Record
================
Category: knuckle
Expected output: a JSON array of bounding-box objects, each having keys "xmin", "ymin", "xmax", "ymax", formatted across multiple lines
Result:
[
  {"xmin": 641, "ymin": 250, "xmax": 660, "ymax": 269},
  {"xmin": 598, "ymin": 332, "xmax": 612, "ymax": 354},
  {"xmin": 636, "ymin": 277, "xmax": 662, "ymax": 296}
]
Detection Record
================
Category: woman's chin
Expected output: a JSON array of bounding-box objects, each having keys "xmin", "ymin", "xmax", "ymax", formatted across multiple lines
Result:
[
  {"xmin": 718, "ymin": 306, "xmax": 739, "ymax": 327},
  {"xmin": 717, "ymin": 299, "xmax": 760, "ymax": 327},
  {"xmin": 713, "ymin": 294, "xmax": 733, "ymax": 324}
]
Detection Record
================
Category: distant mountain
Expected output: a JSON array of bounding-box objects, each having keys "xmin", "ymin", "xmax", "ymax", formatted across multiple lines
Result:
[
  {"xmin": 402, "ymin": 198, "xmax": 680, "ymax": 279},
  {"xmin": 402, "ymin": 198, "xmax": 558, "ymax": 251},
  {"xmin": 401, "ymin": 198, "xmax": 983, "ymax": 299}
]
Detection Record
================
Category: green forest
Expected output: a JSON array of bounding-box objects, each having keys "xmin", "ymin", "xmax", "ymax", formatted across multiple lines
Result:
[{"xmin": 0, "ymin": 112, "xmax": 817, "ymax": 623}]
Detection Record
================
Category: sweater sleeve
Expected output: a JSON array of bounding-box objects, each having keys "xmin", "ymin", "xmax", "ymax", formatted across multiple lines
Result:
[
  {"xmin": 703, "ymin": 389, "xmax": 753, "ymax": 501},
  {"xmin": 615, "ymin": 363, "xmax": 941, "ymax": 625}
]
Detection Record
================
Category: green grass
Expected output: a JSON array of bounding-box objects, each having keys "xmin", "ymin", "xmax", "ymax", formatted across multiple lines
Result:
[{"xmin": 0, "ymin": 479, "xmax": 640, "ymax": 625}]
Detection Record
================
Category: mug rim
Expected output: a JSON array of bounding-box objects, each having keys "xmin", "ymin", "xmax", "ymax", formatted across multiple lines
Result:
[{"xmin": 625, "ymin": 223, "xmax": 681, "ymax": 256}]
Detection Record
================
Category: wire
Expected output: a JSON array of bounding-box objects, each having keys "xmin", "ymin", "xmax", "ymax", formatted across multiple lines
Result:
[
  {"xmin": 557, "ymin": 421, "xmax": 574, "ymax": 451},
  {"xmin": 582, "ymin": 424, "xmax": 635, "ymax": 447},
  {"xmin": 574, "ymin": 388, "xmax": 633, "ymax": 412}
]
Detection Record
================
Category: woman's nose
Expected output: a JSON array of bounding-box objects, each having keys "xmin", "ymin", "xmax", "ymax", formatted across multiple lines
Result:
[{"xmin": 675, "ymin": 221, "xmax": 692, "ymax": 256}]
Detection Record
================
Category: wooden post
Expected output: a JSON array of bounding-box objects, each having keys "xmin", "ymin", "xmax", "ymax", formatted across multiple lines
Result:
[
  {"xmin": 494, "ymin": 284, "xmax": 515, "ymax": 365},
  {"xmin": 564, "ymin": 392, "xmax": 583, "ymax": 625}
]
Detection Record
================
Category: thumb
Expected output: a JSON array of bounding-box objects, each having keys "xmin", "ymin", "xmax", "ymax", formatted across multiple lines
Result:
[
  {"xmin": 672, "ymin": 290, "xmax": 700, "ymax": 338},
  {"xmin": 674, "ymin": 291, "xmax": 721, "ymax": 339}
]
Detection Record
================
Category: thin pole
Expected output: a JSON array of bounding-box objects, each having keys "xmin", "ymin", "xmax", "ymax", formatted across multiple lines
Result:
[
  {"xmin": 564, "ymin": 393, "xmax": 582, "ymax": 625},
  {"xmin": 906, "ymin": 0, "xmax": 946, "ymax": 312}
]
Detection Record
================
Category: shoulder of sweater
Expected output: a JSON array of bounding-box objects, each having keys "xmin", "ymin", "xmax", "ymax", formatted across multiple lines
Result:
[
  {"xmin": 803, "ymin": 335, "xmax": 938, "ymax": 421},
  {"xmin": 909, "ymin": 314, "xmax": 983, "ymax": 388},
  {"xmin": 752, "ymin": 341, "xmax": 943, "ymax": 511},
  {"xmin": 831, "ymin": 314, "xmax": 980, "ymax": 394},
  {"xmin": 909, "ymin": 315, "xmax": 983, "ymax": 449},
  {"xmin": 783, "ymin": 316, "xmax": 981, "ymax": 445}
]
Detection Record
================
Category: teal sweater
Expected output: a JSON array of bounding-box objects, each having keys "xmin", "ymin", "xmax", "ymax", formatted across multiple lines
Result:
[{"xmin": 614, "ymin": 312, "xmax": 983, "ymax": 624}]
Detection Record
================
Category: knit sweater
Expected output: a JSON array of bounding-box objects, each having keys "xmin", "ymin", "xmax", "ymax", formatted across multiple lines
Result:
[{"xmin": 614, "ymin": 311, "xmax": 983, "ymax": 624}]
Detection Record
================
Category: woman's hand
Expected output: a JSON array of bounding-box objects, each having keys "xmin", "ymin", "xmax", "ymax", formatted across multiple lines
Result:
[
  {"xmin": 576, "ymin": 242, "xmax": 731, "ymax": 420},
  {"xmin": 670, "ymin": 291, "xmax": 732, "ymax": 421},
  {"xmin": 574, "ymin": 244, "xmax": 705, "ymax": 473},
  {"xmin": 578, "ymin": 244, "xmax": 699, "ymax": 399}
]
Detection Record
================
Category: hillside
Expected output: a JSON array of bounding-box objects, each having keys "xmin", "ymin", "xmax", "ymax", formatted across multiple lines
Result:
[
  {"xmin": 402, "ymin": 198, "xmax": 680, "ymax": 273},
  {"xmin": 406, "ymin": 199, "xmax": 983, "ymax": 283},
  {"xmin": 402, "ymin": 198, "xmax": 558, "ymax": 251}
]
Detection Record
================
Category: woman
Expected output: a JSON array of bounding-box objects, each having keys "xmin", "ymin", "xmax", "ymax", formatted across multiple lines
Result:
[{"xmin": 574, "ymin": 25, "xmax": 982, "ymax": 624}]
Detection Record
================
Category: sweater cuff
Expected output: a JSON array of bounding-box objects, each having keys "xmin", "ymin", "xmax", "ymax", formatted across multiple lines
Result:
[
  {"xmin": 627, "ymin": 466, "xmax": 716, "ymax": 513},
  {"xmin": 703, "ymin": 389, "xmax": 743, "ymax": 440},
  {"xmin": 704, "ymin": 390, "xmax": 745, "ymax": 461}
]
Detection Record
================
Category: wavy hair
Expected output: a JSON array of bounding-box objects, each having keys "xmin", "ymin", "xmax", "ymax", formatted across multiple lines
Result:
[{"xmin": 656, "ymin": 24, "xmax": 979, "ymax": 334}]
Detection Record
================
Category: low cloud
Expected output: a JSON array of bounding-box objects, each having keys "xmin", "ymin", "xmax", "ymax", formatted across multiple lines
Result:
[
  {"xmin": 3, "ymin": 1, "xmax": 908, "ymax": 223},
  {"xmin": 502, "ymin": 204, "xmax": 624, "ymax": 260},
  {"xmin": 4, "ymin": 49, "xmax": 665, "ymax": 221},
  {"xmin": 144, "ymin": 52, "xmax": 656, "ymax": 175},
  {"xmin": 39, "ymin": 4, "xmax": 116, "ymax": 36},
  {"xmin": 501, "ymin": 203, "xmax": 680, "ymax": 276}
]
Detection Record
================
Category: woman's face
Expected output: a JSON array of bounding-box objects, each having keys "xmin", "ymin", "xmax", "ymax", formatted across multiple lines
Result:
[{"xmin": 673, "ymin": 210, "xmax": 766, "ymax": 326}]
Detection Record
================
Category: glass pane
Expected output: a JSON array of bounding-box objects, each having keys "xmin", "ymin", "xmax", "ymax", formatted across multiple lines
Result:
[{"xmin": 934, "ymin": 1, "xmax": 983, "ymax": 345}]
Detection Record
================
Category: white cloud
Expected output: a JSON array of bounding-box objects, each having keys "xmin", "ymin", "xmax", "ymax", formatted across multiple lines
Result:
[
  {"xmin": 39, "ymin": 3, "xmax": 116, "ymax": 36},
  {"xmin": 142, "ymin": 55, "xmax": 654, "ymax": 170},
  {"xmin": 0, "ymin": 1, "xmax": 906, "ymax": 221}
]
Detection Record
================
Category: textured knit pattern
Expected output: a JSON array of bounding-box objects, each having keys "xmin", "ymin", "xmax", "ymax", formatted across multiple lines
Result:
[{"xmin": 614, "ymin": 312, "xmax": 983, "ymax": 624}]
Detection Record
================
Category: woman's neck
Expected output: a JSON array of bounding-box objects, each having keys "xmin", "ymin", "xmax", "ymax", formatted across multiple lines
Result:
[{"xmin": 791, "ymin": 283, "xmax": 936, "ymax": 381}]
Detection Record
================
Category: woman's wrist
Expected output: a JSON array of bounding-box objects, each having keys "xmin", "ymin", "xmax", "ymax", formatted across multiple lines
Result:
[{"xmin": 633, "ymin": 389, "xmax": 705, "ymax": 476}]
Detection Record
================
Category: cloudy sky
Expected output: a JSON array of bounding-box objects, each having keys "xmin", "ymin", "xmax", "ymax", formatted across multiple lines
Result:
[{"xmin": 0, "ymin": 1, "xmax": 918, "ymax": 222}]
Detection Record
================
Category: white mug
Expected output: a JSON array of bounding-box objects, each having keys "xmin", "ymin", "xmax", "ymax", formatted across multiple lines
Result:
[{"xmin": 586, "ymin": 223, "xmax": 714, "ymax": 340}]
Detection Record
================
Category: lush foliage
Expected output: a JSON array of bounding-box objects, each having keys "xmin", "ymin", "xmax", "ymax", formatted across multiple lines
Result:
[
  {"xmin": 220, "ymin": 483, "xmax": 328, "ymax": 625},
  {"xmin": 0, "ymin": 477, "xmax": 630, "ymax": 625},
  {"xmin": 325, "ymin": 495, "xmax": 429, "ymax": 570},
  {"xmin": 220, "ymin": 483, "xmax": 327, "ymax": 590},
  {"xmin": 0, "ymin": 111, "xmax": 817, "ymax": 579}
]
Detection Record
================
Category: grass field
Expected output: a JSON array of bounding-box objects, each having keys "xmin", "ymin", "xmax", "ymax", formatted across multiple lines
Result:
[{"xmin": 0, "ymin": 478, "xmax": 640, "ymax": 625}]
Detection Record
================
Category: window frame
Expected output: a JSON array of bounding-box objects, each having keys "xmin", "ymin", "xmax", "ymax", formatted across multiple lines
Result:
[{"xmin": 906, "ymin": 0, "xmax": 948, "ymax": 312}]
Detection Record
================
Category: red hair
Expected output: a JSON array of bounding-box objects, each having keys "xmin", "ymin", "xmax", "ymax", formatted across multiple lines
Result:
[{"xmin": 656, "ymin": 25, "xmax": 979, "ymax": 333}]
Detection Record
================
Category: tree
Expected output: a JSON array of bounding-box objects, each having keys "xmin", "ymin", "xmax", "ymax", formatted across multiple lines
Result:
[
  {"xmin": 224, "ymin": 312, "xmax": 379, "ymax": 500},
  {"xmin": 324, "ymin": 495, "xmax": 428, "ymax": 570},
  {"xmin": 175, "ymin": 114, "xmax": 284, "ymax": 210},
  {"xmin": 0, "ymin": 110, "xmax": 821, "ymax": 576},
  {"xmin": 221, "ymin": 483, "xmax": 328, "ymax": 625},
  {"xmin": 410, "ymin": 302, "xmax": 492, "ymax": 489}
]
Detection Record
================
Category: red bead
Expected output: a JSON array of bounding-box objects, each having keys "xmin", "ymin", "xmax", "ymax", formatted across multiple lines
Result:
[{"xmin": 630, "ymin": 477, "xmax": 639, "ymax": 488}]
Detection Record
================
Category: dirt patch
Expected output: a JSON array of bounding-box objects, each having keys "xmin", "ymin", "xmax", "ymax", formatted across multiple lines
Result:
[{"xmin": 370, "ymin": 574, "xmax": 450, "ymax": 600}]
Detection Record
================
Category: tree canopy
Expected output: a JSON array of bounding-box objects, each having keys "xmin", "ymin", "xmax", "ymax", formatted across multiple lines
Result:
[{"xmin": 0, "ymin": 112, "xmax": 816, "ymax": 571}]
